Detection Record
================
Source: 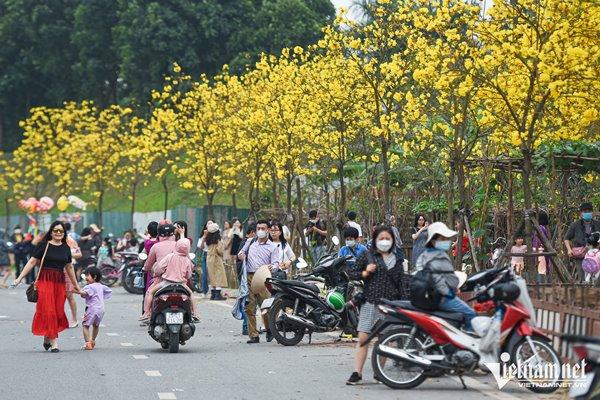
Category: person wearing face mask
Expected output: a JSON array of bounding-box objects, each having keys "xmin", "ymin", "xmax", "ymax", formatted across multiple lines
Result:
[
  {"xmin": 415, "ymin": 222, "xmax": 476, "ymax": 327},
  {"xmin": 346, "ymin": 225, "xmax": 409, "ymax": 385},
  {"xmin": 237, "ymin": 220, "xmax": 280, "ymax": 344},
  {"xmin": 565, "ymin": 202, "xmax": 600, "ymax": 282},
  {"xmin": 338, "ymin": 227, "xmax": 367, "ymax": 267}
]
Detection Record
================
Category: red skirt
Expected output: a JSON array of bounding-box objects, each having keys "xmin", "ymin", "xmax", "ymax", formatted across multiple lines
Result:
[{"xmin": 32, "ymin": 269, "xmax": 69, "ymax": 339}]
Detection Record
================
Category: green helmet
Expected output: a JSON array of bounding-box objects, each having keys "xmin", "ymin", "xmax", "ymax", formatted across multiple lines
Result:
[{"xmin": 326, "ymin": 291, "xmax": 345, "ymax": 311}]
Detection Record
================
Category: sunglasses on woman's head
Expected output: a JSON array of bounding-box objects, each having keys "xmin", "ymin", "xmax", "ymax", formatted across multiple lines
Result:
[{"xmin": 52, "ymin": 229, "xmax": 64, "ymax": 234}]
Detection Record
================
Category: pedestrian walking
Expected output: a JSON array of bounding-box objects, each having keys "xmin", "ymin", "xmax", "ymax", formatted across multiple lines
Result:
[
  {"xmin": 346, "ymin": 225, "xmax": 408, "ymax": 385},
  {"xmin": 411, "ymin": 213, "xmax": 429, "ymax": 268},
  {"xmin": 237, "ymin": 220, "xmax": 279, "ymax": 343},
  {"xmin": 12, "ymin": 221, "xmax": 82, "ymax": 352},
  {"xmin": 80, "ymin": 266, "xmax": 112, "ymax": 350},
  {"xmin": 564, "ymin": 202, "xmax": 600, "ymax": 282},
  {"xmin": 230, "ymin": 219, "xmax": 244, "ymax": 266},
  {"xmin": 206, "ymin": 223, "xmax": 228, "ymax": 300}
]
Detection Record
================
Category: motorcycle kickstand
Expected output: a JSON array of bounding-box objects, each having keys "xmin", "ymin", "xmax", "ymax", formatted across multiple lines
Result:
[
  {"xmin": 458, "ymin": 374, "xmax": 468, "ymax": 390},
  {"xmin": 308, "ymin": 332, "xmax": 313, "ymax": 344}
]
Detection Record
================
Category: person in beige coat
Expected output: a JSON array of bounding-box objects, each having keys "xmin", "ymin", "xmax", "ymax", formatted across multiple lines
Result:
[{"xmin": 205, "ymin": 223, "xmax": 228, "ymax": 300}]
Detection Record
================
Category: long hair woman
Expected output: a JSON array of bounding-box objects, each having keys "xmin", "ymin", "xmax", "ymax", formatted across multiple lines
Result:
[
  {"xmin": 346, "ymin": 225, "xmax": 409, "ymax": 385},
  {"xmin": 13, "ymin": 221, "xmax": 82, "ymax": 352}
]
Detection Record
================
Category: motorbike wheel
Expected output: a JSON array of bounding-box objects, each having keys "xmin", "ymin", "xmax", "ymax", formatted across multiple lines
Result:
[
  {"xmin": 510, "ymin": 335, "xmax": 561, "ymax": 393},
  {"xmin": 100, "ymin": 265, "xmax": 119, "ymax": 287},
  {"xmin": 161, "ymin": 342, "xmax": 169, "ymax": 350},
  {"xmin": 168, "ymin": 332, "xmax": 179, "ymax": 353},
  {"xmin": 371, "ymin": 327, "xmax": 428, "ymax": 389},
  {"xmin": 268, "ymin": 297, "xmax": 305, "ymax": 346}
]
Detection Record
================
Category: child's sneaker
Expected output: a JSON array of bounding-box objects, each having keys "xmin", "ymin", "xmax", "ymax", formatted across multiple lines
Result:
[{"xmin": 83, "ymin": 342, "xmax": 93, "ymax": 350}]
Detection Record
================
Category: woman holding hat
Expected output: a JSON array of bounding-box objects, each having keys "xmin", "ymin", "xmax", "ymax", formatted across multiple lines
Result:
[
  {"xmin": 415, "ymin": 221, "xmax": 476, "ymax": 327},
  {"xmin": 205, "ymin": 223, "xmax": 228, "ymax": 300}
]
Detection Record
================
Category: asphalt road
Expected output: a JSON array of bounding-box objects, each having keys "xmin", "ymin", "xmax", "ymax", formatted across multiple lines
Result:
[{"xmin": 0, "ymin": 287, "xmax": 567, "ymax": 400}]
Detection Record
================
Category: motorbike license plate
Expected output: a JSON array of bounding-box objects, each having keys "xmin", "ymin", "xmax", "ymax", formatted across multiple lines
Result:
[
  {"xmin": 166, "ymin": 312, "xmax": 184, "ymax": 325},
  {"xmin": 569, "ymin": 371, "xmax": 595, "ymax": 398},
  {"xmin": 261, "ymin": 298, "xmax": 274, "ymax": 310}
]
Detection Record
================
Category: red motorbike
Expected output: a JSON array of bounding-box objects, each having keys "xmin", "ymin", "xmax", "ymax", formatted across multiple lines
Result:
[{"xmin": 364, "ymin": 266, "xmax": 561, "ymax": 393}]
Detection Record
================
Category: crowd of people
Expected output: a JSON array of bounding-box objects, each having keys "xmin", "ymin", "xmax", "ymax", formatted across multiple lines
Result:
[{"xmin": 0, "ymin": 201, "xmax": 598, "ymax": 388}]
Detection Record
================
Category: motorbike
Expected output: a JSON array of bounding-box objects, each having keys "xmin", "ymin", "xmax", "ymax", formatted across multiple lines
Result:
[
  {"xmin": 122, "ymin": 258, "xmax": 145, "ymax": 295},
  {"xmin": 146, "ymin": 252, "xmax": 197, "ymax": 353},
  {"xmin": 363, "ymin": 265, "xmax": 561, "ymax": 393},
  {"xmin": 99, "ymin": 251, "xmax": 140, "ymax": 287},
  {"xmin": 264, "ymin": 252, "xmax": 362, "ymax": 346},
  {"xmin": 562, "ymin": 334, "xmax": 600, "ymax": 399}
]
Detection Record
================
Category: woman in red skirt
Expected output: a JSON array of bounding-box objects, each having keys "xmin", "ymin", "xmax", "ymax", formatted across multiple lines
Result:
[{"xmin": 13, "ymin": 221, "xmax": 82, "ymax": 352}]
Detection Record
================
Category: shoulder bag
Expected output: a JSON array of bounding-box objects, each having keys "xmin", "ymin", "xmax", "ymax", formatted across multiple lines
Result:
[{"xmin": 26, "ymin": 241, "xmax": 50, "ymax": 303}]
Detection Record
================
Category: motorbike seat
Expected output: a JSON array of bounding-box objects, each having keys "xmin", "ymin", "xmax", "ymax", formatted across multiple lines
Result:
[
  {"xmin": 280, "ymin": 280, "xmax": 320, "ymax": 293},
  {"xmin": 390, "ymin": 300, "xmax": 465, "ymax": 326},
  {"xmin": 155, "ymin": 283, "xmax": 190, "ymax": 297}
]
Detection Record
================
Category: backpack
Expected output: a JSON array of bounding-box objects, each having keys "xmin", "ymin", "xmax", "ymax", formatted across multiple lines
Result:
[
  {"xmin": 582, "ymin": 249, "xmax": 600, "ymax": 274},
  {"xmin": 409, "ymin": 267, "xmax": 442, "ymax": 310}
]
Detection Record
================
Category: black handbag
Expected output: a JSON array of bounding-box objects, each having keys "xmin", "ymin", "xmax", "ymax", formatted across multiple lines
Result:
[{"xmin": 26, "ymin": 241, "xmax": 50, "ymax": 303}]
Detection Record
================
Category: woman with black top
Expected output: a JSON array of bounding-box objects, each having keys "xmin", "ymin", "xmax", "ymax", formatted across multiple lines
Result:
[
  {"xmin": 13, "ymin": 221, "xmax": 82, "ymax": 352},
  {"xmin": 346, "ymin": 225, "xmax": 409, "ymax": 385}
]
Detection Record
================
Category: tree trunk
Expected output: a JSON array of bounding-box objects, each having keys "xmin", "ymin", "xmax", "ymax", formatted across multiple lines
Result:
[
  {"xmin": 295, "ymin": 177, "xmax": 308, "ymax": 257},
  {"xmin": 162, "ymin": 175, "xmax": 169, "ymax": 219},
  {"xmin": 521, "ymin": 150, "xmax": 534, "ymax": 210},
  {"xmin": 447, "ymin": 161, "xmax": 456, "ymax": 226},
  {"xmin": 98, "ymin": 190, "xmax": 104, "ymax": 228},
  {"xmin": 271, "ymin": 169, "xmax": 279, "ymax": 209},
  {"xmin": 231, "ymin": 192, "xmax": 238, "ymax": 218},
  {"xmin": 206, "ymin": 192, "xmax": 214, "ymax": 219},
  {"xmin": 285, "ymin": 174, "xmax": 293, "ymax": 215},
  {"xmin": 5, "ymin": 198, "xmax": 10, "ymax": 233},
  {"xmin": 130, "ymin": 182, "xmax": 137, "ymax": 229},
  {"xmin": 338, "ymin": 161, "xmax": 347, "ymax": 218},
  {"xmin": 380, "ymin": 137, "xmax": 391, "ymax": 215}
]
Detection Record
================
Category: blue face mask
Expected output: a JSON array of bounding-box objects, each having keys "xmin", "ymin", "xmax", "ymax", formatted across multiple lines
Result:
[
  {"xmin": 582, "ymin": 212, "xmax": 593, "ymax": 221},
  {"xmin": 434, "ymin": 240, "xmax": 452, "ymax": 251}
]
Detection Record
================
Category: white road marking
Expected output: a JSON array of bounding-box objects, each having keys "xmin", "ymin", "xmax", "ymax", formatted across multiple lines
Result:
[
  {"xmin": 145, "ymin": 370, "xmax": 162, "ymax": 377},
  {"xmin": 132, "ymin": 355, "xmax": 148, "ymax": 360},
  {"xmin": 106, "ymin": 332, "xmax": 119, "ymax": 336},
  {"xmin": 0, "ymin": 315, "xmax": 8, "ymax": 318},
  {"xmin": 120, "ymin": 342, "xmax": 134, "ymax": 347},
  {"xmin": 158, "ymin": 393, "xmax": 176, "ymax": 400}
]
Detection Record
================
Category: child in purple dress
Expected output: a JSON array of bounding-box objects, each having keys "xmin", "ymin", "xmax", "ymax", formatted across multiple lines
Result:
[{"xmin": 80, "ymin": 266, "xmax": 112, "ymax": 350}]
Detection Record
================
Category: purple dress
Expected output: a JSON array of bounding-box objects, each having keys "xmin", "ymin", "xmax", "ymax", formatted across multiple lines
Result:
[{"xmin": 83, "ymin": 282, "xmax": 112, "ymax": 327}]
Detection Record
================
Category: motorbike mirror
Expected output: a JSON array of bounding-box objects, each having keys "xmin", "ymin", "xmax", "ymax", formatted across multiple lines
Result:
[
  {"xmin": 331, "ymin": 236, "xmax": 340, "ymax": 246},
  {"xmin": 189, "ymin": 253, "xmax": 196, "ymax": 260},
  {"xmin": 296, "ymin": 257, "xmax": 308, "ymax": 270},
  {"xmin": 138, "ymin": 252, "xmax": 148, "ymax": 261}
]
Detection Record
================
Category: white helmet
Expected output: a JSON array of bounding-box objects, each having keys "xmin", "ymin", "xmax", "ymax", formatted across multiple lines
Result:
[{"xmin": 425, "ymin": 222, "xmax": 458, "ymax": 244}]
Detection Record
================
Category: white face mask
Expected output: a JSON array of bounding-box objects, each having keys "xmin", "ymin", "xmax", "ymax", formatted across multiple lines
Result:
[
  {"xmin": 309, "ymin": 219, "xmax": 318, "ymax": 224},
  {"xmin": 376, "ymin": 239, "xmax": 393, "ymax": 253},
  {"xmin": 256, "ymin": 230, "xmax": 268, "ymax": 239},
  {"xmin": 345, "ymin": 240, "xmax": 356, "ymax": 248}
]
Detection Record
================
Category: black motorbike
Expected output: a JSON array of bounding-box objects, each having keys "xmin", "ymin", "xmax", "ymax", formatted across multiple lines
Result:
[
  {"xmin": 562, "ymin": 334, "xmax": 600, "ymax": 400},
  {"xmin": 148, "ymin": 283, "xmax": 196, "ymax": 353},
  {"xmin": 265, "ymin": 254, "xmax": 362, "ymax": 346}
]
